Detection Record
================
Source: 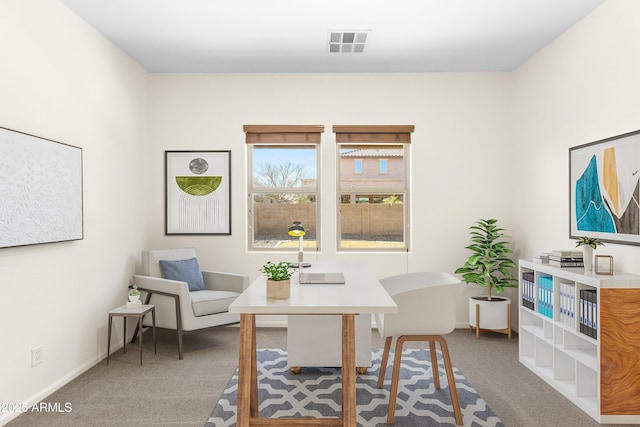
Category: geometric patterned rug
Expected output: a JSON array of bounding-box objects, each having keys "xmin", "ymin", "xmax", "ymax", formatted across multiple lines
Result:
[{"xmin": 206, "ymin": 348, "xmax": 504, "ymax": 427}]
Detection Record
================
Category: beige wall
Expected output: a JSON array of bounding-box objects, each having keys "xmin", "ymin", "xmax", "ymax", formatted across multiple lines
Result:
[
  {"xmin": 0, "ymin": 0, "xmax": 149, "ymax": 424},
  {"xmin": 510, "ymin": 0, "xmax": 640, "ymax": 274},
  {"xmin": 146, "ymin": 72, "xmax": 511, "ymax": 285}
]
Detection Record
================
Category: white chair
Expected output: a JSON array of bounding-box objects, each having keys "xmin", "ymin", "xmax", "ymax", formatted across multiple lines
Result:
[
  {"xmin": 375, "ymin": 272, "xmax": 463, "ymax": 425},
  {"xmin": 132, "ymin": 248, "xmax": 249, "ymax": 359}
]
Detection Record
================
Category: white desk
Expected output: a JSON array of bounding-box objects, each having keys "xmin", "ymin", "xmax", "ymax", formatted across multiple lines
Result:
[{"xmin": 229, "ymin": 262, "xmax": 396, "ymax": 427}]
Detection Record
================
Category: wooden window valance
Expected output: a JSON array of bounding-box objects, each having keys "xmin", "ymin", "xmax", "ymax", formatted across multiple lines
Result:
[
  {"xmin": 244, "ymin": 125, "xmax": 324, "ymax": 144},
  {"xmin": 333, "ymin": 125, "xmax": 414, "ymax": 144}
]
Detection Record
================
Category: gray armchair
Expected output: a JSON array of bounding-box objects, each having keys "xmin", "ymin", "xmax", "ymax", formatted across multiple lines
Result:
[{"xmin": 132, "ymin": 248, "xmax": 249, "ymax": 359}]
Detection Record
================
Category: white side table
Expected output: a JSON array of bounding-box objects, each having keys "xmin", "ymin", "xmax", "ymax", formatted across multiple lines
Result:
[{"xmin": 107, "ymin": 304, "xmax": 156, "ymax": 366}]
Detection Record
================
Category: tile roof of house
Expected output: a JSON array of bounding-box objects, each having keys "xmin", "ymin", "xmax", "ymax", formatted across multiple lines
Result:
[{"xmin": 340, "ymin": 148, "xmax": 404, "ymax": 157}]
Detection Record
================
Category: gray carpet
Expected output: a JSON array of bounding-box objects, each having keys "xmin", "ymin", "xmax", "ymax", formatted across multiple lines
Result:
[
  {"xmin": 6, "ymin": 327, "xmax": 612, "ymax": 427},
  {"xmin": 207, "ymin": 348, "xmax": 503, "ymax": 426}
]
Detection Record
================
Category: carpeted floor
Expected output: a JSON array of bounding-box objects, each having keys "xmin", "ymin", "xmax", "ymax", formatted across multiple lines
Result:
[
  {"xmin": 6, "ymin": 326, "xmax": 615, "ymax": 427},
  {"xmin": 207, "ymin": 348, "xmax": 503, "ymax": 426}
]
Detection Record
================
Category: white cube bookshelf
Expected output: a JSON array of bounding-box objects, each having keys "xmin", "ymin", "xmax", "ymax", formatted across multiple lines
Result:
[{"xmin": 519, "ymin": 259, "xmax": 640, "ymax": 424}]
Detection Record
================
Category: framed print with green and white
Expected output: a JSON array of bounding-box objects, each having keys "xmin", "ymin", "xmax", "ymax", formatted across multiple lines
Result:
[{"xmin": 165, "ymin": 150, "xmax": 231, "ymax": 235}]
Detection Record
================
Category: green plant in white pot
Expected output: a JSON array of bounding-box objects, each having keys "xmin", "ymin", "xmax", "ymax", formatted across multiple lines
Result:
[
  {"xmin": 128, "ymin": 284, "xmax": 141, "ymax": 303},
  {"xmin": 575, "ymin": 236, "xmax": 604, "ymax": 271},
  {"xmin": 455, "ymin": 218, "xmax": 517, "ymax": 339},
  {"xmin": 260, "ymin": 261, "xmax": 293, "ymax": 299}
]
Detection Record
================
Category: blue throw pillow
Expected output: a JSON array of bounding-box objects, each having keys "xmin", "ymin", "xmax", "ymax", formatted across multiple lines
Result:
[{"xmin": 159, "ymin": 258, "xmax": 205, "ymax": 292}]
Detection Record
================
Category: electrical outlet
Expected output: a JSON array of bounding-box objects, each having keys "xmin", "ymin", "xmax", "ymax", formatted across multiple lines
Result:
[{"xmin": 31, "ymin": 346, "xmax": 44, "ymax": 367}]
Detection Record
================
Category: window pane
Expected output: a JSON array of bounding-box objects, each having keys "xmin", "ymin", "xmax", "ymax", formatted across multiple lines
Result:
[
  {"xmin": 379, "ymin": 159, "xmax": 388, "ymax": 174},
  {"xmin": 338, "ymin": 143, "xmax": 408, "ymax": 250},
  {"xmin": 354, "ymin": 159, "xmax": 363, "ymax": 174},
  {"xmin": 340, "ymin": 193, "xmax": 404, "ymax": 249},
  {"xmin": 253, "ymin": 146, "xmax": 316, "ymax": 188},
  {"xmin": 250, "ymin": 144, "xmax": 318, "ymax": 251},
  {"xmin": 251, "ymin": 193, "xmax": 317, "ymax": 249},
  {"xmin": 340, "ymin": 146, "xmax": 404, "ymax": 192}
]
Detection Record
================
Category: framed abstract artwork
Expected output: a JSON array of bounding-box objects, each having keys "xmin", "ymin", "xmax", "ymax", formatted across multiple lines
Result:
[
  {"xmin": 569, "ymin": 129, "xmax": 640, "ymax": 245},
  {"xmin": 0, "ymin": 127, "xmax": 83, "ymax": 248},
  {"xmin": 165, "ymin": 150, "xmax": 231, "ymax": 235}
]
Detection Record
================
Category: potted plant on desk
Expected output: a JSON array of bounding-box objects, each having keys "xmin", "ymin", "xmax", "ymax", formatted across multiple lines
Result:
[
  {"xmin": 455, "ymin": 218, "xmax": 517, "ymax": 339},
  {"xmin": 260, "ymin": 261, "xmax": 292, "ymax": 299}
]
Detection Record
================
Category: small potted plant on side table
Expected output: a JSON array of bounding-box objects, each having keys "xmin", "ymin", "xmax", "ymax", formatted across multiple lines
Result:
[
  {"xmin": 128, "ymin": 284, "xmax": 141, "ymax": 304},
  {"xmin": 260, "ymin": 261, "xmax": 293, "ymax": 299}
]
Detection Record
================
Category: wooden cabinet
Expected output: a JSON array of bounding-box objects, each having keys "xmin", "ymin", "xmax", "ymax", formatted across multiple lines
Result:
[{"xmin": 519, "ymin": 259, "xmax": 640, "ymax": 424}]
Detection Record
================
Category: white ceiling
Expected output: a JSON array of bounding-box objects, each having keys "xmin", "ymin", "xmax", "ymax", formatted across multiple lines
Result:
[{"xmin": 60, "ymin": 0, "xmax": 605, "ymax": 73}]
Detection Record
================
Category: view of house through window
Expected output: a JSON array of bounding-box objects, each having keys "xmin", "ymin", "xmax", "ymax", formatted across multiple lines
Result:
[
  {"xmin": 338, "ymin": 145, "xmax": 407, "ymax": 249},
  {"xmin": 245, "ymin": 124, "xmax": 411, "ymax": 252},
  {"xmin": 335, "ymin": 125, "xmax": 413, "ymax": 251},
  {"xmin": 244, "ymin": 125, "xmax": 322, "ymax": 251}
]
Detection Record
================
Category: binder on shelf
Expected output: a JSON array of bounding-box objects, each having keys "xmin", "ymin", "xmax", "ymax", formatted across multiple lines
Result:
[
  {"xmin": 521, "ymin": 271, "xmax": 535, "ymax": 310},
  {"xmin": 537, "ymin": 275, "xmax": 553, "ymax": 319},
  {"xmin": 579, "ymin": 290, "xmax": 585, "ymax": 335},
  {"xmin": 587, "ymin": 289, "xmax": 597, "ymax": 338},
  {"xmin": 579, "ymin": 289, "xmax": 598, "ymax": 338},
  {"xmin": 564, "ymin": 282, "xmax": 576, "ymax": 327},
  {"xmin": 560, "ymin": 282, "xmax": 567, "ymax": 325}
]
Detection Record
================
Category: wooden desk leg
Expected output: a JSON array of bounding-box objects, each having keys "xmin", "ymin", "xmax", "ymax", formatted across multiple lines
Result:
[
  {"xmin": 237, "ymin": 314, "xmax": 256, "ymax": 427},
  {"xmin": 250, "ymin": 315, "xmax": 258, "ymax": 418},
  {"xmin": 342, "ymin": 314, "xmax": 356, "ymax": 427}
]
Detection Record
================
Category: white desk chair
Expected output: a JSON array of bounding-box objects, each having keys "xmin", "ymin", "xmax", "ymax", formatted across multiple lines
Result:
[{"xmin": 375, "ymin": 272, "xmax": 463, "ymax": 425}]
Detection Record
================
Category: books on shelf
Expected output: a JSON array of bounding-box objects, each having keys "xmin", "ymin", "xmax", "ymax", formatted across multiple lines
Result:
[
  {"xmin": 549, "ymin": 260, "xmax": 584, "ymax": 268},
  {"xmin": 549, "ymin": 251, "xmax": 584, "ymax": 268},
  {"xmin": 551, "ymin": 249, "xmax": 583, "ymax": 257},
  {"xmin": 579, "ymin": 289, "xmax": 598, "ymax": 339},
  {"xmin": 532, "ymin": 253, "xmax": 551, "ymax": 264}
]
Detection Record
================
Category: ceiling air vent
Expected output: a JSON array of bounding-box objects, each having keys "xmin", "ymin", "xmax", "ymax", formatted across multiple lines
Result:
[{"xmin": 328, "ymin": 30, "xmax": 370, "ymax": 53}]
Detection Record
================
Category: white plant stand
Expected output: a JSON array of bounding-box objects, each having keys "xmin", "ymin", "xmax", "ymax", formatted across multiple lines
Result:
[{"xmin": 468, "ymin": 296, "xmax": 512, "ymax": 339}]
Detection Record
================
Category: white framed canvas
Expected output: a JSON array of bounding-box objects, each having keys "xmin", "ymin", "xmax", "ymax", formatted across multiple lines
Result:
[{"xmin": 0, "ymin": 127, "xmax": 83, "ymax": 248}]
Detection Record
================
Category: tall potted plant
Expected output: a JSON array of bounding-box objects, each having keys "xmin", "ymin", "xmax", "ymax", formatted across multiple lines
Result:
[
  {"xmin": 455, "ymin": 218, "xmax": 517, "ymax": 339},
  {"xmin": 260, "ymin": 261, "xmax": 293, "ymax": 299}
]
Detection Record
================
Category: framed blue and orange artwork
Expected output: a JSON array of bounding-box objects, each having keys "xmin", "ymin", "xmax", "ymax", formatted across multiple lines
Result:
[
  {"xmin": 570, "ymin": 130, "xmax": 640, "ymax": 245},
  {"xmin": 165, "ymin": 150, "xmax": 231, "ymax": 235}
]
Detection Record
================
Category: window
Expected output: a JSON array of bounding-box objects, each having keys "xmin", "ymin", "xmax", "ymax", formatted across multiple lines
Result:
[
  {"xmin": 334, "ymin": 125, "xmax": 413, "ymax": 251},
  {"xmin": 244, "ymin": 125, "xmax": 323, "ymax": 251},
  {"xmin": 379, "ymin": 159, "xmax": 388, "ymax": 174},
  {"xmin": 354, "ymin": 159, "xmax": 363, "ymax": 174}
]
